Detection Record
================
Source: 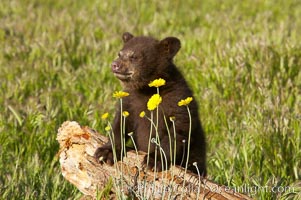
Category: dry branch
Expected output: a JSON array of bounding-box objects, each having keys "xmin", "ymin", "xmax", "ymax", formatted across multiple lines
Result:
[{"xmin": 56, "ymin": 121, "xmax": 252, "ymax": 200}]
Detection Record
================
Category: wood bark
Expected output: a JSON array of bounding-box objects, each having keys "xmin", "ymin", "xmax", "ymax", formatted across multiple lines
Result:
[{"xmin": 56, "ymin": 121, "xmax": 252, "ymax": 200}]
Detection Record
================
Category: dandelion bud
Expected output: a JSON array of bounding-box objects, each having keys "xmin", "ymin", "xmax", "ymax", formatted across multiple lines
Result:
[
  {"xmin": 122, "ymin": 111, "xmax": 129, "ymax": 117},
  {"xmin": 101, "ymin": 112, "xmax": 109, "ymax": 120},
  {"xmin": 105, "ymin": 126, "xmax": 111, "ymax": 131},
  {"xmin": 169, "ymin": 116, "xmax": 176, "ymax": 121},
  {"xmin": 139, "ymin": 111, "xmax": 146, "ymax": 118}
]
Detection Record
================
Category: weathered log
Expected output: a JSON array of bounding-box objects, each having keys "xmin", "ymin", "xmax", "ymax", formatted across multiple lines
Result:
[{"xmin": 56, "ymin": 121, "xmax": 252, "ymax": 200}]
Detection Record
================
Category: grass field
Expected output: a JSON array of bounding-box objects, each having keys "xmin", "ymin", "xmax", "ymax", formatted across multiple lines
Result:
[{"xmin": 0, "ymin": 0, "xmax": 300, "ymax": 199}]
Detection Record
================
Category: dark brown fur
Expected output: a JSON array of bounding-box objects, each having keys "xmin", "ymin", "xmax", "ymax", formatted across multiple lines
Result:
[{"xmin": 95, "ymin": 32, "xmax": 206, "ymax": 175}]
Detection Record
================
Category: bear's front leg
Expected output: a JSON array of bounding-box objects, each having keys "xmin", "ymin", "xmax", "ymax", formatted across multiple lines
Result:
[{"xmin": 94, "ymin": 142, "xmax": 117, "ymax": 165}]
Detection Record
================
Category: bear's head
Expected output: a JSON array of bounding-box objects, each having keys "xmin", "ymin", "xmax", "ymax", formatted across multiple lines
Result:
[{"xmin": 111, "ymin": 32, "xmax": 181, "ymax": 89}]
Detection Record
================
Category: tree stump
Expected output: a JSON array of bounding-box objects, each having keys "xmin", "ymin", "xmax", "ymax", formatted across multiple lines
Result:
[{"xmin": 56, "ymin": 121, "xmax": 252, "ymax": 200}]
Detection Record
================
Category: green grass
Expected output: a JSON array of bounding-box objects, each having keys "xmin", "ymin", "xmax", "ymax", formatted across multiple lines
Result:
[{"xmin": 0, "ymin": 0, "xmax": 300, "ymax": 199}]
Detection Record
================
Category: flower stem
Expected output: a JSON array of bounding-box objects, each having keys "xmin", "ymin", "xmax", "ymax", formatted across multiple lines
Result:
[{"xmin": 180, "ymin": 105, "xmax": 192, "ymax": 200}]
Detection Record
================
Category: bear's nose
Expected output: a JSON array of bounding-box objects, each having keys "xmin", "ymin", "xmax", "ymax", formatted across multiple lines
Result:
[{"xmin": 111, "ymin": 61, "xmax": 120, "ymax": 72}]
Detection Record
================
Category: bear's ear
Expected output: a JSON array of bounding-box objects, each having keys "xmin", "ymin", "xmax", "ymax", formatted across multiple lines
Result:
[
  {"xmin": 122, "ymin": 32, "xmax": 134, "ymax": 43},
  {"xmin": 159, "ymin": 37, "xmax": 181, "ymax": 59}
]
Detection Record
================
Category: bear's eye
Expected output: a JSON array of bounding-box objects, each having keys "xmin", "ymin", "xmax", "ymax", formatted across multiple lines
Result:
[{"xmin": 129, "ymin": 55, "xmax": 138, "ymax": 62}]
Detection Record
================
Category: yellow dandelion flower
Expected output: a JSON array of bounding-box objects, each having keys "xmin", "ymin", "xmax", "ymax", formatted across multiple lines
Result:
[
  {"xmin": 178, "ymin": 97, "xmax": 193, "ymax": 106},
  {"xmin": 139, "ymin": 111, "xmax": 146, "ymax": 118},
  {"xmin": 105, "ymin": 125, "xmax": 111, "ymax": 131},
  {"xmin": 147, "ymin": 94, "xmax": 162, "ymax": 111},
  {"xmin": 148, "ymin": 78, "xmax": 166, "ymax": 88},
  {"xmin": 101, "ymin": 112, "xmax": 109, "ymax": 119},
  {"xmin": 113, "ymin": 91, "xmax": 129, "ymax": 98},
  {"xmin": 122, "ymin": 111, "xmax": 129, "ymax": 117}
]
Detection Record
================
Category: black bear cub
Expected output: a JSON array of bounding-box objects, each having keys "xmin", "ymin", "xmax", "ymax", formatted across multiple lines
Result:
[{"xmin": 95, "ymin": 32, "xmax": 206, "ymax": 175}]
